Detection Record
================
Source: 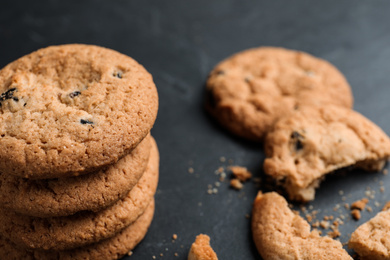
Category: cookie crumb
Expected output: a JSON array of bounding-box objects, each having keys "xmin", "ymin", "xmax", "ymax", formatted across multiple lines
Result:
[
  {"xmin": 160, "ymin": 253, "xmax": 163, "ymax": 256},
  {"xmin": 128, "ymin": 251, "xmax": 133, "ymax": 256},
  {"xmin": 172, "ymin": 234, "xmax": 177, "ymax": 240},
  {"xmin": 351, "ymin": 209, "xmax": 361, "ymax": 220},
  {"xmin": 188, "ymin": 167, "xmax": 194, "ymax": 174},
  {"xmin": 327, "ymin": 229, "xmax": 341, "ymax": 238},
  {"xmin": 220, "ymin": 156, "xmax": 226, "ymax": 162},
  {"xmin": 320, "ymin": 220, "xmax": 330, "ymax": 229},
  {"xmin": 351, "ymin": 198, "xmax": 369, "ymax": 210},
  {"xmin": 229, "ymin": 166, "xmax": 252, "ymax": 182},
  {"xmin": 152, "ymin": 256, "xmax": 156, "ymax": 259},
  {"xmin": 383, "ymin": 169, "xmax": 388, "ymax": 175},
  {"xmin": 366, "ymin": 206, "xmax": 373, "ymax": 212},
  {"xmin": 174, "ymin": 252, "xmax": 178, "ymax": 257},
  {"xmin": 230, "ymin": 179, "xmax": 243, "ymax": 190}
]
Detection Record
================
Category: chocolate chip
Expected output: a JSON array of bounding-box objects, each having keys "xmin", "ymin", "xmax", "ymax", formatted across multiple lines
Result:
[
  {"xmin": 69, "ymin": 91, "xmax": 81, "ymax": 98},
  {"xmin": 12, "ymin": 97, "xmax": 19, "ymax": 102},
  {"xmin": 0, "ymin": 88, "xmax": 17, "ymax": 106},
  {"xmin": 291, "ymin": 131, "xmax": 304, "ymax": 151},
  {"xmin": 23, "ymin": 103, "xmax": 27, "ymax": 107},
  {"xmin": 216, "ymin": 70, "xmax": 225, "ymax": 75},
  {"xmin": 113, "ymin": 71, "xmax": 123, "ymax": 79},
  {"xmin": 80, "ymin": 119, "xmax": 93, "ymax": 125},
  {"xmin": 245, "ymin": 77, "xmax": 251, "ymax": 83}
]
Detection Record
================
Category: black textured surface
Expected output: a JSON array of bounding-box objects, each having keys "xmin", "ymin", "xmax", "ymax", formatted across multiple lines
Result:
[{"xmin": 1, "ymin": 1, "xmax": 390, "ymax": 259}]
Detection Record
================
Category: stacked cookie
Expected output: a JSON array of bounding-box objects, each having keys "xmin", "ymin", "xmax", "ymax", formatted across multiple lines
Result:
[{"xmin": 0, "ymin": 44, "xmax": 159, "ymax": 259}]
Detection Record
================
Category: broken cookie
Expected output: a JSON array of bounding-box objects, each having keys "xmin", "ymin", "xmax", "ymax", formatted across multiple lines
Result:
[
  {"xmin": 188, "ymin": 234, "xmax": 218, "ymax": 260},
  {"xmin": 264, "ymin": 105, "xmax": 390, "ymax": 201},
  {"xmin": 251, "ymin": 192, "xmax": 352, "ymax": 260},
  {"xmin": 349, "ymin": 209, "xmax": 390, "ymax": 260}
]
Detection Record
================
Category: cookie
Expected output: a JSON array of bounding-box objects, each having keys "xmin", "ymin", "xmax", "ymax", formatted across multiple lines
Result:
[
  {"xmin": 206, "ymin": 47, "xmax": 353, "ymax": 141},
  {"xmin": 188, "ymin": 234, "xmax": 218, "ymax": 260},
  {"xmin": 0, "ymin": 44, "xmax": 158, "ymax": 179},
  {"xmin": 251, "ymin": 192, "xmax": 352, "ymax": 260},
  {"xmin": 0, "ymin": 199, "xmax": 155, "ymax": 260},
  {"xmin": 349, "ymin": 209, "xmax": 390, "ymax": 260},
  {"xmin": 0, "ymin": 137, "xmax": 159, "ymax": 250},
  {"xmin": 264, "ymin": 105, "xmax": 390, "ymax": 201},
  {"xmin": 0, "ymin": 134, "xmax": 151, "ymax": 218}
]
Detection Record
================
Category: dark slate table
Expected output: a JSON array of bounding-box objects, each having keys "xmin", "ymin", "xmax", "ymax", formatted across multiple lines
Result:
[{"xmin": 1, "ymin": 1, "xmax": 390, "ymax": 259}]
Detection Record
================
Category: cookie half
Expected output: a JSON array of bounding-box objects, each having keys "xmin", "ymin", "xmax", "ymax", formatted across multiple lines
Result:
[
  {"xmin": 206, "ymin": 47, "xmax": 353, "ymax": 141},
  {"xmin": 349, "ymin": 209, "xmax": 390, "ymax": 260},
  {"xmin": 0, "ymin": 134, "xmax": 152, "ymax": 218},
  {"xmin": 0, "ymin": 44, "xmax": 158, "ymax": 179},
  {"xmin": 0, "ymin": 137, "xmax": 159, "ymax": 250},
  {"xmin": 251, "ymin": 192, "xmax": 352, "ymax": 260},
  {"xmin": 0, "ymin": 199, "xmax": 155, "ymax": 260},
  {"xmin": 264, "ymin": 105, "xmax": 390, "ymax": 201}
]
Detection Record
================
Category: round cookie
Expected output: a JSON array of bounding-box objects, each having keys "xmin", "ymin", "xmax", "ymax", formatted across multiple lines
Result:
[
  {"xmin": 0, "ymin": 44, "xmax": 158, "ymax": 179},
  {"xmin": 0, "ymin": 137, "xmax": 159, "ymax": 251},
  {"xmin": 206, "ymin": 47, "xmax": 353, "ymax": 141},
  {"xmin": 0, "ymin": 134, "xmax": 151, "ymax": 218},
  {"xmin": 0, "ymin": 199, "xmax": 155, "ymax": 260}
]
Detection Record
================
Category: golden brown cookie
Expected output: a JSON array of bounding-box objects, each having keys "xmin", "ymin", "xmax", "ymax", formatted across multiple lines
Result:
[
  {"xmin": 0, "ymin": 44, "xmax": 158, "ymax": 179},
  {"xmin": 251, "ymin": 192, "xmax": 352, "ymax": 260},
  {"xmin": 0, "ymin": 199, "xmax": 155, "ymax": 260},
  {"xmin": 188, "ymin": 234, "xmax": 218, "ymax": 260},
  {"xmin": 206, "ymin": 47, "xmax": 353, "ymax": 141},
  {"xmin": 0, "ymin": 137, "xmax": 159, "ymax": 251},
  {"xmin": 0, "ymin": 135, "xmax": 151, "ymax": 218},
  {"xmin": 264, "ymin": 105, "xmax": 390, "ymax": 201},
  {"xmin": 349, "ymin": 210, "xmax": 390, "ymax": 260}
]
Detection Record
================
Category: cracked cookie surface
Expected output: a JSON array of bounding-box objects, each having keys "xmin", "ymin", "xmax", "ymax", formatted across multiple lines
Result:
[
  {"xmin": 206, "ymin": 47, "xmax": 353, "ymax": 141},
  {"xmin": 264, "ymin": 105, "xmax": 390, "ymax": 201},
  {"xmin": 0, "ymin": 199, "xmax": 155, "ymax": 260},
  {"xmin": 0, "ymin": 135, "xmax": 151, "ymax": 218},
  {"xmin": 251, "ymin": 192, "xmax": 352, "ymax": 260},
  {"xmin": 0, "ymin": 137, "xmax": 159, "ymax": 251},
  {"xmin": 0, "ymin": 44, "xmax": 158, "ymax": 178}
]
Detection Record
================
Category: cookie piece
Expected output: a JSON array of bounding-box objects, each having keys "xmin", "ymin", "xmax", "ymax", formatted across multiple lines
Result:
[
  {"xmin": 0, "ymin": 199, "xmax": 155, "ymax": 260},
  {"xmin": 264, "ymin": 105, "xmax": 390, "ymax": 201},
  {"xmin": 0, "ymin": 44, "xmax": 158, "ymax": 179},
  {"xmin": 252, "ymin": 192, "xmax": 352, "ymax": 260},
  {"xmin": 0, "ymin": 135, "xmax": 151, "ymax": 218},
  {"xmin": 349, "ymin": 210, "xmax": 390, "ymax": 260},
  {"xmin": 188, "ymin": 234, "xmax": 218, "ymax": 260},
  {"xmin": 0, "ymin": 137, "xmax": 159, "ymax": 250},
  {"xmin": 206, "ymin": 47, "xmax": 353, "ymax": 141}
]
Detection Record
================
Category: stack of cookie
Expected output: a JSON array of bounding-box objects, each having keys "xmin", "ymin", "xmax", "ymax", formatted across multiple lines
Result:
[{"xmin": 0, "ymin": 44, "xmax": 159, "ymax": 259}]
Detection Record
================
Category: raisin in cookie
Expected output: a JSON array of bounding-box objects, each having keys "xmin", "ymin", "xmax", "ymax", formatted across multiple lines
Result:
[
  {"xmin": 0, "ymin": 44, "xmax": 158, "ymax": 179},
  {"xmin": 0, "ymin": 135, "xmax": 151, "ymax": 218},
  {"xmin": 0, "ymin": 199, "xmax": 155, "ymax": 260},
  {"xmin": 206, "ymin": 47, "xmax": 353, "ymax": 141},
  {"xmin": 0, "ymin": 137, "xmax": 159, "ymax": 251},
  {"xmin": 188, "ymin": 234, "xmax": 218, "ymax": 260},
  {"xmin": 252, "ymin": 192, "xmax": 352, "ymax": 260},
  {"xmin": 349, "ymin": 209, "xmax": 390, "ymax": 260},
  {"xmin": 264, "ymin": 105, "xmax": 390, "ymax": 201}
]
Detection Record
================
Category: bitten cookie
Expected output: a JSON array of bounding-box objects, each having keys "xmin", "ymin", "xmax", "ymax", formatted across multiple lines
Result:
[
  {"xmin": 0, "ymin": 44, "xmax": 158, "ymax": 179},
  {"xmin": 349, "ymin": 209, "xmax": 390, "ymax": 260},
  {"xmin": 252, "ymin": 192, "xmax": 352, "ymax": 260},
  {"xmin": 264, "ymin": 105, "xmax": 390, "ymax": 201},
  {"xmin": 0, "ymin": 135, "xmax": 151, "ymax": 218},
  {"xmin": 0, "ymin": 137, "xmax": 159, "ymax": 251},
  {"xmin": 0, "ymin": 199, "xmax": 155, "ymax": 260},
  {"xmin": 188, "ymin": 234, "xmax": 218, "ymax": 260},
  {"xmin": 206, "ymin": 47, "xmax": 353, "ymax": 141}
]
